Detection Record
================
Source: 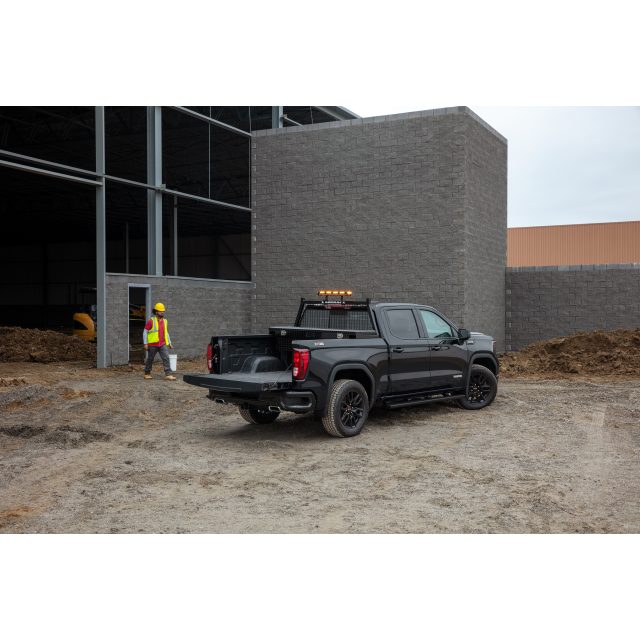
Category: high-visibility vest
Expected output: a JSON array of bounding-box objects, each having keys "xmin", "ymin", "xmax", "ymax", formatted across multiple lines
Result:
[{"xmin": 148, "ymin": 316, "xmax": 170, "ymax": 346}]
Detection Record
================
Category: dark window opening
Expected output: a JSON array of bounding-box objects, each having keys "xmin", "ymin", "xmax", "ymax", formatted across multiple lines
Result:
[
  {"xmin": 0, "ymin": 167, "xmax": 96, "ymax": 329},
  {"xmin": 0, "ymin": 106, "xmax": 95, "ymax": 171},
  {"xmin": 162, "ymin": 195, "xmax": 250, "ymax": 281},
  {"xmin": 387, "ymin": 309, "xmax": 420, "ymax": 340},
  {"xmin": 105, "ymin": 181, "xmax": 148, "ymax": 275},
  {"xmin": 105, "ymin": 106, "xmax": 147, "ymax": 182},
  {"xmin": 162, "ymin": 108, "xmax": 250, "ymax": 208}
]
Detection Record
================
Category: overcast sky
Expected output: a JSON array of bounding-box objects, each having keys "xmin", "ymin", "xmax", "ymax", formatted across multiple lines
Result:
[{"xmin": 349, "ymin": 106, "xmax": 640, "ymax": 228}]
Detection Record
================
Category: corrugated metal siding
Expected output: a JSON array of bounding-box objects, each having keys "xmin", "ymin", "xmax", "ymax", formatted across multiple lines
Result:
[{"xmin": 507, "ymin": 221, "xmax": 640, "ymax": 266}]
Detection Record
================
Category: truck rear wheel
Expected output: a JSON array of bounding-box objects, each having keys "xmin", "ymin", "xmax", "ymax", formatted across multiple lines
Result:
[
  {"xmin": 457, "ymin": 364, "xmax": 497, "ymax": 410},
  {"xmin": 238, "ymin": 406, "xmax": 280, "ymax": 424},
  {"xmin": 322, "ymin": 379, "xmax": 369, "ymax": 438}
]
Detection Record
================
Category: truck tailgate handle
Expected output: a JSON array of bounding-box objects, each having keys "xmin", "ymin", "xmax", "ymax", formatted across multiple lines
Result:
[{"xmin": 392, "ymin": 347, "xmax": 405, "ymax": 353}]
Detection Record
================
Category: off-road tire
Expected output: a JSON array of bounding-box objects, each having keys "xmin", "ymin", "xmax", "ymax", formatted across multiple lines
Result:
[
  {"xmin": 457, "ymin": 364, "xmax": 498, "ymax": 410},
  {"xmin": 238, "ymin": 406, "xmax": 280, "ymax": 424},
  {"xmin": 322, "ymin": 379, "xmax": 369, "ymax": 438}
]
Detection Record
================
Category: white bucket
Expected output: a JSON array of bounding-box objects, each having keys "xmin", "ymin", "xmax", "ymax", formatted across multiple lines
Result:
[{"xmin": 168, "ymin": 354, "xmax": 178, "ymax": 372}]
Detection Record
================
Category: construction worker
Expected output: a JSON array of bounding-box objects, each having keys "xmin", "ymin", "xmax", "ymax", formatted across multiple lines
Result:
[{"xmin": 143, "ymin": 302, "xmax": 176, "ymax": 381}]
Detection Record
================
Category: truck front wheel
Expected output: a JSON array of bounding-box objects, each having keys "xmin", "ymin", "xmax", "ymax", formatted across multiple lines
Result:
[
  {"xmin": 322, "ymin": 379, "xmax": 369, "ymax": 438},
  {"xmin": 238, "ymin": 406, "xmax": 280, "ymax": 424},
  {"xmin": 457, "ymin": 364, "xmax": 497, "ymax": 410}
]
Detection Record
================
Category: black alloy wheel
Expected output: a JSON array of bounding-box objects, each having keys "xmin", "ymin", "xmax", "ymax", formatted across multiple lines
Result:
[
  {"xmin": 322, "ymin": 379, "xmax": 369, "ymax": 437},
  {"xmin": 457, "ymin": 364, "xmax": 498, "ymax": 410},
  {"xmin": 340, "ymin": 390, "xmax": 365, "ymax": 428}
]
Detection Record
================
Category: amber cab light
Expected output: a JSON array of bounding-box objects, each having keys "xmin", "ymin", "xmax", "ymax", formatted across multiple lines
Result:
[{"xmin": 292, "ymin": 348, "xmax": 310, "ymax": 380}]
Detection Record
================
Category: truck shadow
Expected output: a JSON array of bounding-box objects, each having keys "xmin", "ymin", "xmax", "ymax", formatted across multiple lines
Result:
[
  {"xmin": 218, "ymin": 413, "xmax": 327, "ymax": 442},
  {"xmin": 217, "ymin": 401, "xmax": 463, "ymax": 443}
]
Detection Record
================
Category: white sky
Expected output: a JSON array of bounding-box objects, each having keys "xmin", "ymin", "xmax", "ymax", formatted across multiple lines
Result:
[{"xmin": 348, "ymin": 105, "xmax": 640, "ymax": 228}]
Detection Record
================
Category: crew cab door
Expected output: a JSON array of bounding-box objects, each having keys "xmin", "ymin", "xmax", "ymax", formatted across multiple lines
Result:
[
  {"xmin": 383, "ymin": 308, "xmax": 431, "ymax": 393},
  {"xmin": 416, "ymin": 308, "xmax": 468, "ymax": 390}
]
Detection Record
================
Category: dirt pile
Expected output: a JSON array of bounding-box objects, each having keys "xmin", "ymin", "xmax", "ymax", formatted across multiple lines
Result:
[
  {"xmin": 0, "ymin": 327, "xmax": 96, "ymax": 363},
  {"xmin": 500, "ymin": 328, "xmax": 640, "ymax": 378}
]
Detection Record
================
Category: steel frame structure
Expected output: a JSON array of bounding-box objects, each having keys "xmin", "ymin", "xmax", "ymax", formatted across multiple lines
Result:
[{"xmin": 0, "ymin": 105, "xmax": 356, "ymax": 367}]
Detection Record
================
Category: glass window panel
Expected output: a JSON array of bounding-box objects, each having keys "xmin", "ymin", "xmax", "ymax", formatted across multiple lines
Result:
[
  {"xmin": 105, "ymin": 181, "xmax": 147, "ymax": 274},
  {"xmin": 162, "ymin": 195, "xmax": 250, "ymax": 280},
  {"xmin": 419, "ymin": 309, "xmax": 454, "ymax": 338},
  {"xmin": 105, "ymin": 106, "xmax": 147, "ymax": 182},
  {"xmin": 387, "ymin": 309, "xmax": 419, "ymax": 340},
  {"xmin": 0, "ymin": 106, "xmax": 95, "ymax": 171}
]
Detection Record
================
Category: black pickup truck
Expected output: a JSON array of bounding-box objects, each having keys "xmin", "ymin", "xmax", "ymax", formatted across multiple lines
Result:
[{"xmin": 184, "ymin": 294, "xmax": 499, "ymax": 437}]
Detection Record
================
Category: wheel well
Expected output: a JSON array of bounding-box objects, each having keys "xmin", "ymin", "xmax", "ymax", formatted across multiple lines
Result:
[
  {"xmin": 334, "ymin": 369, "xmax": 373, "ymax": 402},
  {"xmin": 473, "ymin": 356, "xmax": 497, "ymax": 376}
]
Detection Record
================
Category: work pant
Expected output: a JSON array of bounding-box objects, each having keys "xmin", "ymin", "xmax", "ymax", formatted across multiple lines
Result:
[{"xmin": 144, "ymin": 345, "xmax": 171, "ymax": 374}]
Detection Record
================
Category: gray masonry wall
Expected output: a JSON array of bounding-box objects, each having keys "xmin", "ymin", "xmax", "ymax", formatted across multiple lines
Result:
[
  {"xmin": 105, "ymin": 274, "xmax": 253, "ymax": 366},
  {"xmin": 506, "ymin": 265, "xmax": 640, "ymax": 351},
  {"xmin": 251, "ymin": 107, "xmax": 508, "ymax": 347}
]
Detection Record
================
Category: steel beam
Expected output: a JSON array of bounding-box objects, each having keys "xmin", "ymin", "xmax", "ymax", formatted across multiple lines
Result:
[
  {"xmin": 0, "ymin": 148, "xmax": 98, "ymax": 177},
  {"xmin": 315, "ymin": 106, "xmax": 360, "ymax": 120},
  {"xmin": 162, "ymin": 187, "xmax": 251, "ymax": 213},
  {"xmin": 0, "ymin": 158, "xmax": 101, "ymax": 186},
  {"xmin": 171, "ymin": 106, "xmax": 252, "ymax": 138},
  {"xmin": 282, "ymin": 115, "xmax": 303, "ymax": 127},
  {"xmin": 272, "ymin": 106, "xmax": 283, "ymax": 129},
  {"xmin": 146, "ymin": 107, "xmax": 163, "ymax": 276},
  {"xmin": 95, "ymin": 107, "xmax": 107, "ymax": 368}
]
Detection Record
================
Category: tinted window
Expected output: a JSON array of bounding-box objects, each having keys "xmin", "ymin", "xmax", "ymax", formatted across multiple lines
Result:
[
  {"xmin": 420, "ymin": 310, "xmax": 454, "ymax": 338},
  {"xmin": 387, "ymin": 309, "xmax": 419, "ymax": 339}
]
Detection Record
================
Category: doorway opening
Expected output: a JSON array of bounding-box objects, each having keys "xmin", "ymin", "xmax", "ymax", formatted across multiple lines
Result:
[{"xmin": 128, "ymin": 284, "xmax": 150, "ymax": 364}]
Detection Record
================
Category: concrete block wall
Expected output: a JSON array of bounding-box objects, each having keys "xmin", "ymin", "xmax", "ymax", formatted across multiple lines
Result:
[
  {"xmin": 105, "ymin": 274, "xmax": 253, "ymax": 365},
  {"xmin": 506, "ymin": 264, "xmax": 640, "ymax": 350},
  {"xmin": 251, "ymin": 107, "xmax": 508, "ymax": 346},
  {"xmin": 464, "ymin": 115, "xmax": 508, "ymax": 349}
]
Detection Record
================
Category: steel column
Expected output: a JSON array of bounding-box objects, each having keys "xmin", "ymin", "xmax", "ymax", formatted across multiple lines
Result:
[
  {"xmin": 146, "ymin": 106, "xmax": 163, "ymax": 276},
  {"xmin": 172, "ymin": 194, "xmax": 178, "ymax": 276},
  {"xmin": 271, "ymin": 106, "xmax": 283, "ymax": 129},
  {"xmin": 95, "ymin": 106, "xmax": 107, "ymax": 368}
]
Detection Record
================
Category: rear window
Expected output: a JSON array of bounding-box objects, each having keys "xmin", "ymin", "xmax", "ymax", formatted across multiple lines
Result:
[
  {"xmin": 299, "ymin": 306, "xmax": 374, "ymax": 331},
  {"xmin": 386, "ymin": 309, "xmax": 419, "ymax": 339}
]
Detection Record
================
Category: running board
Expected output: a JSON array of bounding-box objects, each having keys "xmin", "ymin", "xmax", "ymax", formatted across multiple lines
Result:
[{"xmin": 383, "ymin": 393, "xmax": 465, "ymax": 409}]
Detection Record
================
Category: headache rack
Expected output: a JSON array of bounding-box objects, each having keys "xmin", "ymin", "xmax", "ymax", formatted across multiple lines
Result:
[
  {"xmin": 294, "ymin": 297, "xmax": 377, "ymax": 332},
  {"xmin": 267, "ymin": 297, "xmax": 378, "ymax": 366}
]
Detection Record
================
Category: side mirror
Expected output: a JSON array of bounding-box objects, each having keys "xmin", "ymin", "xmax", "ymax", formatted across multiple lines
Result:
[{"xmin": 458, "ymin": 328, "xmax": 471, "ymax": 342}]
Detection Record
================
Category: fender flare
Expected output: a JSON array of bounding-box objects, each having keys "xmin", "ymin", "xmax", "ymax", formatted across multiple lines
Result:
[
  {"xmin": 466, "ymin": 351, "xmax": 499, "ymax": 388},
  {"xmin": 327, "ymin": 363, "xmax": 376, "ymax": 407}
]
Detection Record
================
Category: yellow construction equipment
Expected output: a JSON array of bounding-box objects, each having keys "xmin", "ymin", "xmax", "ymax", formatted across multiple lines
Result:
[{"xmin": 73, "ymin": 312, "xmax": 96, "ymax": 342}]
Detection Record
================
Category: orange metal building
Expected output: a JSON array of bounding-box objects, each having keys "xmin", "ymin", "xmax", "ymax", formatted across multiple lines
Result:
[{"xmin": 507, "ymin": 220, "xmax": 640, "ymax": 267}]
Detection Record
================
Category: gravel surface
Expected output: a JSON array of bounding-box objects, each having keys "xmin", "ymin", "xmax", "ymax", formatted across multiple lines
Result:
[{"xmin": 1, "ymin": 360, "xmax": 639, "ymax": 533}]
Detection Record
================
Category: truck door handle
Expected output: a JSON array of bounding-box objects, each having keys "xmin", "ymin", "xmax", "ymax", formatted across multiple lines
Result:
[
  {"xmin": 431, "ymin": 346, "xmax": 441, "ymax": 351},
  {"xmin": 392, "ymin": 347, "xmax": 405, "ymax": 353}
]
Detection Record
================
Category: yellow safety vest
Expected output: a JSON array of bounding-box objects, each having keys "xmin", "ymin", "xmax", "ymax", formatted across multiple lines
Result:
[{"xmin": 148, "ymin": 316, "xmax": 170, "ymax": 346}]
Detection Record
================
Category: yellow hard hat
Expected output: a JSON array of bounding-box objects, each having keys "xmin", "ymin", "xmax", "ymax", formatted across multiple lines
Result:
[{"xmin": 154, "ymin": 302, "xmax": 166, "ymax": 312}]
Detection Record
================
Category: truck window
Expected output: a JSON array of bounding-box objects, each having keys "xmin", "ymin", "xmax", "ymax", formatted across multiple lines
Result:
[
  {"xmin": 419, "ymin": 309, "xmax": 454, "ymax": 339},
  {"xmin": 386, "ymin": 309, "xmax": 420, "ymax": 339}
]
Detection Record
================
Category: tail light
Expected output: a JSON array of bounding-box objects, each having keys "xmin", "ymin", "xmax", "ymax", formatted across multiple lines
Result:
[
  {"xmin": 492, "ymin": 341, "xmax": 496, "ymax": 353},
  {"xmin": 207, "ymin": 343, "xmax": 213, "ymax": 371},
  {"xmin": 292, "ymin": 348, "xmax": 310, "ymax": 381}
]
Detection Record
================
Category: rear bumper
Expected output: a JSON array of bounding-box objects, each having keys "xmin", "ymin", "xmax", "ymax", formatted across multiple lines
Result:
[{"xmin": 183, "ymin": 373, "xmax": 315, "ymax": 414}]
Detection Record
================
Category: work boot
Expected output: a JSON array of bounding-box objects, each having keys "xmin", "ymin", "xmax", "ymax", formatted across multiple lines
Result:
[
  {"xmin": 164, "ymin": 374, "xmax": 177, "ymax": 381},
  {"xmin": 144, "ymin": 373, "xmax": 152, "ymax": 380}
]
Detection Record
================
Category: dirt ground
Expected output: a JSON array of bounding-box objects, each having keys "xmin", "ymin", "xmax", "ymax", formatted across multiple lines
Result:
[{"xmin": 1, "ymin": 358, "xmax": 639, "ymax": 533}]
